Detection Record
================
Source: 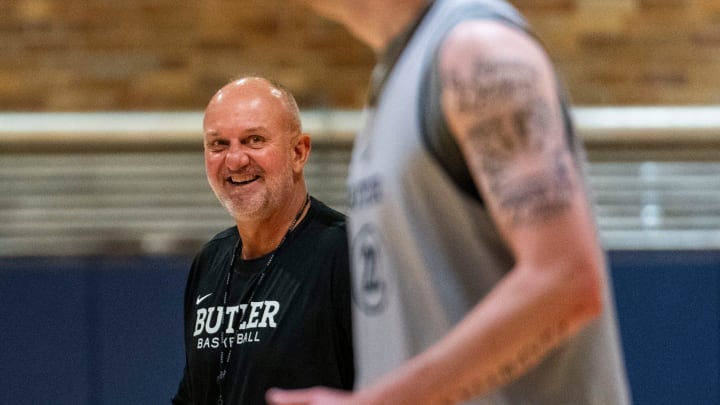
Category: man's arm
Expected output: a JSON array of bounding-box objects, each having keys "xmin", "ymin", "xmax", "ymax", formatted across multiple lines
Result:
[
  {"xmin": 268, "ymin": 20, "xmax": 606, "ymax": 405},
  {"xmin": 172, "ymin": 366, "xmax": 193, "ymax": 405}
]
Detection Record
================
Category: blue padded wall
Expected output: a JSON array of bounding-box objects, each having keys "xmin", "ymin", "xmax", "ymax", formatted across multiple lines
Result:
[
  {"xmin": 0, "ymin": 256, "xmax": 189, "ymax": 405},
  {"xmin": 1, "ymin": 251, "xmax": 718, "ymax": 404}
]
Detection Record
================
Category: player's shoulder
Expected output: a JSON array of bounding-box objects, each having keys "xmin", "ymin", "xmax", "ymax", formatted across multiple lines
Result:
[
  {"xmin": 442, "ymin": 18, "xmax": 538, "ymax": 57},
  {"xmin": 438, "ymin": 17, "xmax": 553, "ymax": 90}
]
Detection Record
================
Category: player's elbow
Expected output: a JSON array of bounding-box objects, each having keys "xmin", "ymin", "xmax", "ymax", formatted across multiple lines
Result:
[{"xmin": 569, "ymin": 256, "xmax": 605, "ymax": 324}]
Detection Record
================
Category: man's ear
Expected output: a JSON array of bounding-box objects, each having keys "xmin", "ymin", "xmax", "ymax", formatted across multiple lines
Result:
[{"xmin": 293, "ymin": 133, "xmax": 312, "ymax": 171}]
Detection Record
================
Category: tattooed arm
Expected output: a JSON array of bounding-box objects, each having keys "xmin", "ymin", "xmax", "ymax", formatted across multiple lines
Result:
[
  {"xmin": 267, "ymin": 20, "xmax": 606, "ymax": 405},
  {"xmin": 361, "ymin": 20, "xmax": 604, "ymax": 404},
  {"xmin": 370, "ymin": 20, "xmax": 606, "ymax": 404}
]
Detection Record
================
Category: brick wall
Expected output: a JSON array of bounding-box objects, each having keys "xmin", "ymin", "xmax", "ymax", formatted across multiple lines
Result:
[{"xmin": 1, "ymin": 0, "xmax": 718, "ymax": 110}]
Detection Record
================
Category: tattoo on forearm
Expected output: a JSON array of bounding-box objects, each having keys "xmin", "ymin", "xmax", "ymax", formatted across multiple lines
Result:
[
  {"xmin": 439, "ymin": 320, "xmax": 571, "ymax": 404},
  {"xmin": 488, "ymin": 319, "xmax": 570, "ymax": 388}
]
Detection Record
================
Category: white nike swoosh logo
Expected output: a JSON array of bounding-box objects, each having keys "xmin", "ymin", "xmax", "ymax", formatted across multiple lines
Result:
[{"xmin": 196, "ymin": 293, "xmax": 213, "ymax": 305}]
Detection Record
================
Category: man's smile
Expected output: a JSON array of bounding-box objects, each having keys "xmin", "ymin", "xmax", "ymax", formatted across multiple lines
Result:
[{"xmin": 227, "ymin": 175, "xmax": 260, "ymax": 185}]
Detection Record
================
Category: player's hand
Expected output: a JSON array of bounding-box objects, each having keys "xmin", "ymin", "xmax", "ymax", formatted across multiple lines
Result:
[{"xmin": 266, "ymin": 387, "xmax": 353, "ymax": 405}]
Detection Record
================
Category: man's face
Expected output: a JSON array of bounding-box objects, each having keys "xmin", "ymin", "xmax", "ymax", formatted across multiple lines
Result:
[{"xmin": 202, "ymin": 79, "xmax": 299, "ymax": 221}]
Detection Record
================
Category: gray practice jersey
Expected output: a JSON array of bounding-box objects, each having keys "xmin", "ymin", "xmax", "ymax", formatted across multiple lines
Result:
[{"xmin": 346, "ymin": 0, "xmax": 631, "ymax": 403}]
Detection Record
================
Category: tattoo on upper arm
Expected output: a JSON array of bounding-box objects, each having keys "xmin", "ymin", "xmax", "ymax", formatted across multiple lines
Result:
[
  {"xmin": 490, "ymin": 149, "xmax": 574, "ymax": 226},
  {"xmin": 443, "ymin": 62, "xmax": 535, "ymax": 113},
  {"xmin": 442, "ymin": 60, "xmax": 575, "ymax": 226},
  {"xmin": 466, "ymin": 97, "xmax": 549, "ymax": 172}
]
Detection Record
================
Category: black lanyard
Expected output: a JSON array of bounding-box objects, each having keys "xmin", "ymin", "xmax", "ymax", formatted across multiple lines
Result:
[{"xmin": 216, "ymin": 194, "xmax": 310, "ymax": 405}]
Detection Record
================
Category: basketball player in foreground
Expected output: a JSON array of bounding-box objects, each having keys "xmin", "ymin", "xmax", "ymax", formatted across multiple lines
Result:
[{"xmin": 268, "ymin": 0, "xmax": 630, "ymax": 404}]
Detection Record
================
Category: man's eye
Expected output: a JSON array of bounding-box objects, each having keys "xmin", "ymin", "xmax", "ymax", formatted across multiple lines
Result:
[
  {"xmin": 247, "ymin": 135, "xmax": 264, "ymax": 145},
  {"xmin": 207, "ymin": 140, "xmax": 227, "ymax": 150}
]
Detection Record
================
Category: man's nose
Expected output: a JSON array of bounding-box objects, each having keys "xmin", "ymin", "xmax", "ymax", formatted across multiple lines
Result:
[{"xmin": 225, "ymin": 144, "xmax": 251, "ymax": 170}]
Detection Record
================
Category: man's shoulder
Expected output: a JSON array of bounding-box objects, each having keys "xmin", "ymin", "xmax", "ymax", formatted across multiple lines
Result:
[
  {"xmin": 208, "ymin": 226, "xmax": 237, "ymax": 242},
  {"xmin": 196, "ymin": 226, "xmax": 237, "ymax": 256},
  {"xmin": 310, "ymin": 198, "xmax": 347, "ymax": 229},
  {"xmin": 303, "ymin": 199, "xmax": 348, "ymax": 251}
]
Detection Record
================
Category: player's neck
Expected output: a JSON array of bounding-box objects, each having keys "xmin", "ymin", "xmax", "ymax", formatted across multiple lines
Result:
[{"xmin": 341, "ymin": 0, "xmax": 429, "ymax": 53}]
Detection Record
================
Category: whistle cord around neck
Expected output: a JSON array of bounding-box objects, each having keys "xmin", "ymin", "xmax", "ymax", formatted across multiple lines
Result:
[{"xmin": 215, "ymin": 194, "xmax": 310, "ymax": 405}]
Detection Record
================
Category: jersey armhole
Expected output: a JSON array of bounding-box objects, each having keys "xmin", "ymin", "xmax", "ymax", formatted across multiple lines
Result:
[
  {"xmin": 418, "ymin": 6, "xmax": 522, "ymax": 204},
  {"xmin": 420, "ymin": 55, "xmax": 483, "ymax": 202}
]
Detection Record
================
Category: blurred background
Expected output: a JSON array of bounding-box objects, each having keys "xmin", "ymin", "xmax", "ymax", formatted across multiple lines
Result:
[{"xmin": 0, "ymin": 0, "xmax": 718, "ymax": 403}]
